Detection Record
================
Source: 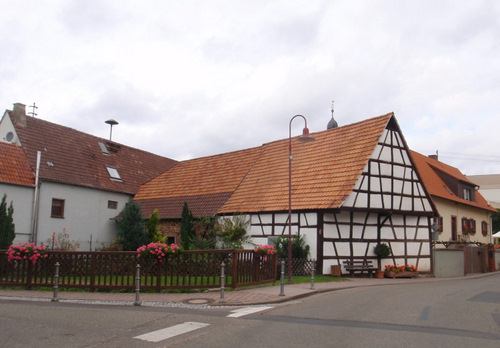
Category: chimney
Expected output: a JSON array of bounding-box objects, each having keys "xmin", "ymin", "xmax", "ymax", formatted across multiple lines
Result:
[
  {"xmin": 11, "ymin": 103, "xmax": 27, "ymax": 127},
  {"xmin": 428, "ymin": 154, "xmax": 438, "ymax": 161}
]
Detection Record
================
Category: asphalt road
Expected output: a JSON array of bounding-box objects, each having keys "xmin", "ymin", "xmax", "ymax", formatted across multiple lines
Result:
[{"xmin": 1, "ymin": 273, "xmax": 499, "ymax": 347}]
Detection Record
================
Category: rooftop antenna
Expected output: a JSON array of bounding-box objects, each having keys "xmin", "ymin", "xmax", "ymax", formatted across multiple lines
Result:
[
  {"xmin": 28, "ymin": 102, "xmax": 38, "ymax": 117},
  {"xmin": 105, "ymin": 119, "xmax": 119, "ymax": 142}
]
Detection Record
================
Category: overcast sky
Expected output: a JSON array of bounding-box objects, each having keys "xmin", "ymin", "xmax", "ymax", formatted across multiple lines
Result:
[{"xmin": 1, "ymin": 0, "xmax": 499, "ymax": 175}]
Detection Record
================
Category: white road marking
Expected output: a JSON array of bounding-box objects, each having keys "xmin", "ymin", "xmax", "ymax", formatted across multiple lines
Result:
[
  {"xmin": 133, "ymin": 322, "xmax": 210, "ymax": 343},
  {"xmin": 227, "ymin": 306, "xmax": 273, "ymax": 318}
]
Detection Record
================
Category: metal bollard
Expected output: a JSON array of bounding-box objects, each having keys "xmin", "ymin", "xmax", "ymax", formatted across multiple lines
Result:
[
  {"xmin": 310, "ymin": 259, "xmax": 315, "ymax": 290},
  {"xmin": 279, "ymin": 260, "xmax": 285, "ymax": 296},
  {"xmin": 220, "ymin": 261, "xmax": 226, "ymax": 303},
  {"xmin": 134, "ymin": 264, "xmax": 141, "ymax": 306},
  {"xmin": 52, "ymin": 262, "xmax": 60, "ymax": 302}
]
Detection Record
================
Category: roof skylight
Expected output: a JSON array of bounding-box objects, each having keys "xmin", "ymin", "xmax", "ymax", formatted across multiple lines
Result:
[{"xmin": 106, "ymin": 166, "xmax": 122, "ymax": 181}]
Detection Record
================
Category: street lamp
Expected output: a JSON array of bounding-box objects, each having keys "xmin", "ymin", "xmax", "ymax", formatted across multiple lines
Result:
[{"xmin": 288, "ymin": 115, "xmax": 315, "ymax": 283}]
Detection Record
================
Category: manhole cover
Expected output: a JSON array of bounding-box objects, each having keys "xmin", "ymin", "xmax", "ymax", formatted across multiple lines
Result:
[{"xmin": 184, "ymin": 298, "xmax": 212, "ymax": 304}]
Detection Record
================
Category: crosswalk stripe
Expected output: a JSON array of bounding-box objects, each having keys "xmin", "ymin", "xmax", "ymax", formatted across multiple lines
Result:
[
  {"xmin": 227, "ymin": 306, "xmax": 273, "ymax": 318},
  {"xmin": 134, "ymin": 322, "xmax": 210, "ymax": 342}
]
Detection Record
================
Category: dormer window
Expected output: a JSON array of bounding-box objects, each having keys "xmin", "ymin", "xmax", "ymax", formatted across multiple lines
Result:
[
  {"xmin": 463, "ymin": 187, "xmax": 471, "ymax": 201},
  {"xmin": 106, "ymin": 166, "xmax": 122, "ymax": 181},
  {"xmin": 459, "ymin": 182, "xmax": 475, "ymax": 202}
]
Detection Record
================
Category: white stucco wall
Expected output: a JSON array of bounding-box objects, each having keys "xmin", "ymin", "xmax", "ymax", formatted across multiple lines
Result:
[
  {"xmin": 0, "ymin": 183, "xmax": 34, "ymax": 244},
  {"xmin": 433, "ymin": 196, "xmax": 493, "ymax": 245},
  {"xmin": 35, "ymin": 182, "xmax": 132, "ymax": 250}
]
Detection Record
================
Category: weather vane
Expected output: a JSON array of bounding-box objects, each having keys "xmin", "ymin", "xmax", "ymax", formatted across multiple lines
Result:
[
  {"xmin": 331, "ymin": 100, "xmax": 334, "ymax": 116},
  {"xmin": 28, "ymin": 102, "xmax": 38, "ymax": 117}
]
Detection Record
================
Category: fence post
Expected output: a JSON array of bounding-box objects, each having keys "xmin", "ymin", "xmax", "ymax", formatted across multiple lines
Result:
[
  {"xmin": 90, "ymin": 252, "xmax": 96, "ymax": 292},
  {"xmin": 220, "ymin": 261, "xmax": 226, "ymax": 303},
  {"xmin": 231, "ymin": 251, "xmax": 238, "ymax": 288},
  {"xmin": 134, "ymin": 263, "xmax": 141, "ymax": 306},
  {"xmin": 310, "ymin": 259, "xmax": 315, "ymax": 290},
  {"xmin": 52, "ymin": 262, "xmax": 60, "ymax": 302},
  {"xmin": 254, "ymin": 254, "xmax": 260, "ymax": 282},
  {"xmin": 279, "ymin": 260, "xmax": 285, "ymax": 296},
  {"xmin": 26, "ymin": 262, "xmax": 33, "ymax": 290}
]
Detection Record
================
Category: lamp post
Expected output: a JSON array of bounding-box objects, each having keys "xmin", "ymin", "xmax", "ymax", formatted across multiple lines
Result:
[{"xmin": 288, "ymin": 115, "xmax": 315, "ymax": 283}]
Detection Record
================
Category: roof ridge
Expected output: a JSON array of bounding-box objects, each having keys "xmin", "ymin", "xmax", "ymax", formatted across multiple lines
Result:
[{"xmin": 21, "ymin": 115, "xmax": 178, "ymax": 159}]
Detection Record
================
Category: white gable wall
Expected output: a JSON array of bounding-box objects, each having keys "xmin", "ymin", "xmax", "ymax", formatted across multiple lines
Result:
[{"xmin": 0, "ymin": 112, "xmax": 21, "ymax": 146}]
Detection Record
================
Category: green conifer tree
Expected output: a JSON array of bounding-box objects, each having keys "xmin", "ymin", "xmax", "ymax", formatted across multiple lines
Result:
[
  {"xmin": 145, "ymin": 209, "xmax": 164, "ymax": 243},
  {"xmin": 0, "ymin": 194, "xmax": 15, "ymax": 249},
  {"xmin": 180, "ymin": 202, "xmax": 195, "ymax": 249},
  {"xmin": 117, "ymin": 199, "xmax": 148, "ymax": 250}
]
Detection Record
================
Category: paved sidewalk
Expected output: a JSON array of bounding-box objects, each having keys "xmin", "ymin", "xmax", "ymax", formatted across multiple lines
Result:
[{"xmin": 1, "ymin": 273, "xmax": 494, "ymax": 308}]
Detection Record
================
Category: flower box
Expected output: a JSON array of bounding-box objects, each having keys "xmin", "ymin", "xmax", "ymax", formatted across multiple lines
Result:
[{"xmin": 384, "ymin": 271, "xmax": 419, "ymax": 279}]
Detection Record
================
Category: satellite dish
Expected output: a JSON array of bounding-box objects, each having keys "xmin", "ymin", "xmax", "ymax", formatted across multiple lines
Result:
[{"xmin": 5, "ymin": 132, "xmax": 14, "ymax": 142}]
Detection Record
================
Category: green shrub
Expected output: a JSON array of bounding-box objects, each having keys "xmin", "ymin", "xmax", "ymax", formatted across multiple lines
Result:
[
  {"xmin": 374, "ymin": 243, "xmax": 391, "ymax": 258},
  {"xmin": 274, "ymin": 235, "xmax": 310, "ymax": 260}
]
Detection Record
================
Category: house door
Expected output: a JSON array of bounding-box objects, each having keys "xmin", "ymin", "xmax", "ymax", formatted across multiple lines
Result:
[{"xmin": 451, "ymin": 216, "xmax": 457, "ymax": 241}]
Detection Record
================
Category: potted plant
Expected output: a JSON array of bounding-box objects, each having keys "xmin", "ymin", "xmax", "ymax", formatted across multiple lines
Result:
[
  {"xmin": 374, "ymin": 243, "xmax": 391, "ymax": 278},
  {"xmin": 384, "ymin": 264, "xmax": 419, "ymax": 278}
]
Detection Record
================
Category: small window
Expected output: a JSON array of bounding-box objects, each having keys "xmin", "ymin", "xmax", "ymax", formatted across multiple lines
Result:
[
  {"xmin": 51, "ymin": 198, "xmax": 65, "ymax": 218},
  {"xmin": 98, "ymin": 142, "xmax": 110, "ymax": 155},
  {"xmin": 433, "ymin": 217, "xmax": 443, "ymax": 233},
  {"xmin": 462, "ymin": 217, "xmax": 469, "ymax": 234},
  {"xmin": 167, "ymin": 237, "xmax": 175, "ymax": 245},
  {"xmin": 108, "ymin": 200, "xmax": 118, "ymax": 209},
  {"xmin": 463, "ymin": 188, "xmax": 471, "ymax": 201},
  {"xmin": 481, "ymin": 221, "xmax": 488, "ymax": 237},
  {"xmin": 462, "ymin": 217, "xmax": 476, "ymax": 235},
  {"xmin": 106, "ymin": 166, "xmax": 122, "ymax": 181},
  {"xmin": 469, "ymin": 219, "xmax": 476, "ymax": 235}
]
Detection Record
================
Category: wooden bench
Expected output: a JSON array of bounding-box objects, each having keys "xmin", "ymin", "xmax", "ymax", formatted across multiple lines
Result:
[{"xmin": 343, "ymin": 260, "xmax": 378, "ymax": 277}]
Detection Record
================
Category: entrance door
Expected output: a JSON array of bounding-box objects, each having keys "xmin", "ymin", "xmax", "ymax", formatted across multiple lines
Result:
[{"xmin": 451, "ymin": 216, "xmax": 457, "ymax": 241}]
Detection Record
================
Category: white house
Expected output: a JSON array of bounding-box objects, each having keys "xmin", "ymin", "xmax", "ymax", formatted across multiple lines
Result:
[
  {"xmin": 411, "ymin": 152, "xmax": 496, "ymax": 244},
  {"xmin": 0, "ymin": 103, "xmax": 178, "ymax": 250}
]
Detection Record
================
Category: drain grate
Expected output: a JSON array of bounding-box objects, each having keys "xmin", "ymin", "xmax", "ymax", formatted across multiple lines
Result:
[{"xmin": 183, "ymin": 298, "xmax": 213, "ymax": 305}]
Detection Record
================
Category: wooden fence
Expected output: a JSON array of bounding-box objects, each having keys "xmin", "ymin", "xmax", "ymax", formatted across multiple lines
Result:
[
  {"xmin": 277, "ymin": 258, "xmax": 317, "ymax": 278},
  {"xmin": 0, "ymin": 249, "xmax": 277, "ymax": 292}
]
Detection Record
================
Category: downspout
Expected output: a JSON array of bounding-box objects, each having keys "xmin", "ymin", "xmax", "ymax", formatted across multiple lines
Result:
[{"xmin": 30, "ymin": 151, "xmax": 41, "ymax": 244}]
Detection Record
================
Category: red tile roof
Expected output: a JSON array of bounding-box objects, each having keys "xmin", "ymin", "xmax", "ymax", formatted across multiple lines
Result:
[
  {"xmin": 136, "ymin": 113, "xmax": 395, "ymax": 217},
  {"xmin": 0, "ymin": 142, "xmax": 34, "ymax": 187},
  {"xmin": 135, "ymin": 146, "xmax": 265, "ymax": 217},
  {"xmin": 220, "ymin": 113, "xmax": 393, "ymax": 213},
  {"xmin": 410, "ymin": 150, "xmax": 496, "ymax": 212},
  {"xmin": 8, "ymin": 111, "xmax": 178, "ymax": 195}
]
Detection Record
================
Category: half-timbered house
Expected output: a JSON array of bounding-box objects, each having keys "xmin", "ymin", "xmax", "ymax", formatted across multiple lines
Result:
[{"xmin": 135, "ymin": 113, "xmax": 438, "ymax": 274}]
